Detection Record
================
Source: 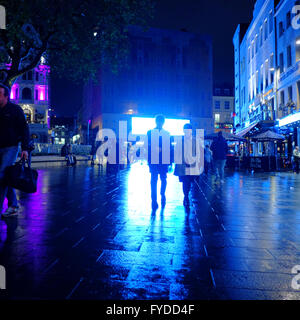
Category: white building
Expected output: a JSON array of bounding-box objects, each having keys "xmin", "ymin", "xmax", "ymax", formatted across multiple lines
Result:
[
  {"xmin": 212, "ymin": 86, "xmax": 235, "ymax": 133},
  {"xmin": 9, "ymin": 60, "xmax": 50, "ymax": 143},
  {"xmin": 234, "ymin": 0, "xmax": 300, "ymax": 147},
  {"xmin": 276, "ymin": 0, "xmax": 300, "ymax": 148},
  {"xmin": 234, "ymin": 0, "xmax": 279, "ymax": 137}
]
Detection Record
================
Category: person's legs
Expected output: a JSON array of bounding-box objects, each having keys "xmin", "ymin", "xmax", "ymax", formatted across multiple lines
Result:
[
  {"xmin": 214, "ymin": 160, "xmax": 220, "ymax": 180},
  {"xmin": 150, "ymin": 171, "xmax": 158, "ymax": 206},
  {"xmin": 296, "ymin": 160, "xmax": 300, "ymax": 174},
  {"xmin": 204, "ymin": 161, "xmax": 208, "ymax": 175},
  {"xmin": 219, "ymin": 159, "xmax": 226, "ymax": 181},
  {"xmin": 182, "ymin": 177, "xmax": 191, "ymax": 206},
  {"xmin": 160, "ymin": 172, "xmax": 167, "ymax": 205},
  {"xmin": 6, "ymin": 187, "xmax": 18, "ymax": 208},
  {"xmin": 0, "ymin": 147, "xmax": 19, "ymax": 213}
]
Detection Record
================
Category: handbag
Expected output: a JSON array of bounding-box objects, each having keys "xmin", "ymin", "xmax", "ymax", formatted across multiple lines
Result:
[{"xmin": 4, "ymin": 159, "xmax": 38, "ymax": 193}]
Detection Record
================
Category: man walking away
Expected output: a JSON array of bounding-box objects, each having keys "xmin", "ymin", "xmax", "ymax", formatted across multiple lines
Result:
[
  {"xmin": 147, "ymin": 114, "xmax": 172, "ymax": 211},
  {"xmin": 210, "ymin": 131, "xmax": 228, "ymax": 183},
  {"xmin": 0, "ymin": 83, "xmax": 29, "ymax": 217}
]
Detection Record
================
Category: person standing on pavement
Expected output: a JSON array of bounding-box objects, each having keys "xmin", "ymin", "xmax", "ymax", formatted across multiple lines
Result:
[
  {"xmin": 210, "ymin": 131, "xmax": 228, "ymax": 183},
  {"xmin": 293, "ymin": 146, "xmax": 300, "ymax": 174},
  {"xmin": 147, "ymin": 114, "xmax": 172, "ymax": 211},
  {"xmin": 204, "ymin": 144, "xmax": 213, "ymax": 175},
  {"xmin": 174, "ymin": 123, "xmax": 202, "ymax": 208},
  {"xmin": 0, "ymin": 83, "xmax": 29, "ymax": 217}
]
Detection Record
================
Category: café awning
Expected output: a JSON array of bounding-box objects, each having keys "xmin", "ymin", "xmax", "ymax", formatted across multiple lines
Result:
[
  {"xmin": 205, "ymin": 132, "xmax": 246, "ymax": 141},
  {"xmin": 251, "ymin": 130, "xmax": 285, "ymax": 141}
]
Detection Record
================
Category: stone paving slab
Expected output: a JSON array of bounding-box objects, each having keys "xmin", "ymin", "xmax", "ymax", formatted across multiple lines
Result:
[{"xmin": 1, "ymin": 163, "xmax": 300, "ymax": 299}]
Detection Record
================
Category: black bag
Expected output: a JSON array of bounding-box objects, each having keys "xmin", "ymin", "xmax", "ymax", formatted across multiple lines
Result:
[{"xmin": 4, "ymin": 159, "xmax": 38, "ymax": 193}]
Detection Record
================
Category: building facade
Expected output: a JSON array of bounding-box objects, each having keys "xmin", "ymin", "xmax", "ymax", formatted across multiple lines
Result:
[
  {"xmin": 81, "ymin": 26, "xmax": 213, "ymax": 143},
  {"xmin": 234, "ymin": 0, "xmax": 300, "ymax": 147},
  {"xmin": 9, "ymin": 59, "xmax": 50, "ymax": 143},
  {"xmin": 212, "ymin": 86, "xmax": 235, "ymax": 133},
  {"xmin": 234, "ymin": 0, "xmax": 280, "ymax": 136}
]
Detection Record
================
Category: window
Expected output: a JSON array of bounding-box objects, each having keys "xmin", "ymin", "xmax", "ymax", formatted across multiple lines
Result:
[
  {"xmin": 22, "ymin": 87, "xmax": 32, "ymax": 100},
  {"xmin": 287, "ymin": 45, "xmax": 292, "ymax": 67},
  {"xmin": 215, "ymin": 101, "xmax": 221, "ymax": 109},
  {"xmin": 279, "ymin": 52, "xmax": 284, "ymax": 73},
  {"xmin": 214, "ymin": 113, "xmax": 220, "ymax": 123},
  {"xmin": 288, "ymin": 86, "xmax": 293, "ymax": 101},
  {"xmin": 22, "ymin": 73, "xmax": 27, "ymax": 80},
  {"xmin": 264, "ymin": 20, "xmax": 268, "ymax": 40},
  {"xmin": 260, "ymin": 65, "xmax": 264, "ymax": 91},
  {"xmin": 35, "ymin": 89, "xmax": 38, "ymax": 100},
  {"xmin": 296, "ymin": 37, "xmax": 300, "ymax": 61},
  {"xmin": 224, "ymin": 89, "xmax": 230, "ymax": 96},
  {"xmin": 28, "ymin": 71, "xmax": 32, "ymax": 81},
  {"xmin": 215, "ymin": 88, "xmax": 221, "ymax": 95},
  {"xmin": 260, "ymin": 27, "xmax": 263, "ymax": 47},
  {"xmin": 269, "ymin": 12, "xmax": 273, "ymax": 33},
  {"xmin": 265, "ymin": 60, "xmax": 269, "ymax": 88},
  {"xmin": 256, "ymin": 71, "xmax": 259, "ymax": 94},
  {"xmin": 280, "ymin": 90, "xmax": 285, "ymax": 106},
  {"xmin": 270, "ymin": 54, "xmax": 274, "ymax": 83},
  {"xmin": 35, "ymin": 72, "xmax": 39, "ymax": 82},
  {"xmin": 225, "ymin": 101, "xmax": 230, "ymax": 109},
  {"xmin": 287, "ymin": 12, "xmax": 291, "ymax": 29},
  {"xmin": 255, "ymin": 36, "xmax": 258, "ymax": 53},
  {"xmin": 279, "ymin": 22, "xmax": 284, "ymax": 37}
]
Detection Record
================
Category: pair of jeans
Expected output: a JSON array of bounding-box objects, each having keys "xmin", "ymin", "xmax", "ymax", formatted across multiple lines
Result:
[
  {"xmin": 214, "ymin": 159, "xmax": 226, "ymax": 180},
  {"xmin": 0, "ymin": 146, "xmax": 19, "ymax": 211}
]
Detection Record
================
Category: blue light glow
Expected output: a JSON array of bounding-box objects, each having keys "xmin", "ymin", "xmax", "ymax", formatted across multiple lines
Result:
[
  {"xmin": 132, "ymin": 117, "xmax": 190, "ymax": 135},
  {"xmin": 278, "ymin": 112, "xmax": 300, "ymax": 127}
]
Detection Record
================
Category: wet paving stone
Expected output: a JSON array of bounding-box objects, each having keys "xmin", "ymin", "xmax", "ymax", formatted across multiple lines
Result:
[{"xmin": 1, "ymin": 163, "xmax": 300, "ymax": 299}]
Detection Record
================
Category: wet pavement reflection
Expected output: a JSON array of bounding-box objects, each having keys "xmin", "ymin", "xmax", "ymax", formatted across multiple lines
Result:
[{"xmin": 1, "ymin": 162, "xmax": 300, "ymax": 299}]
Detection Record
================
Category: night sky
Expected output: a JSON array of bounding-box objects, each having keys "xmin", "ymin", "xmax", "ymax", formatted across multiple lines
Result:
[{"xmin": 51, "ymin": 0, "xmax": 256, "ymax": 117}]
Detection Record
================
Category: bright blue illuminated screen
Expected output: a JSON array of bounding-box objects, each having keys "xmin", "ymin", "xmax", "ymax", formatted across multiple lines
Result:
[{"xmin": 132, "ymin": 117, "xmax": 190, "ymax": 136}]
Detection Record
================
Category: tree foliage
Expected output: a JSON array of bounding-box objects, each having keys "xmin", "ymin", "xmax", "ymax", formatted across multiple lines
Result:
[{"xmin": 0, "ymin": 0, "xmax": 154, "ymax": 87}]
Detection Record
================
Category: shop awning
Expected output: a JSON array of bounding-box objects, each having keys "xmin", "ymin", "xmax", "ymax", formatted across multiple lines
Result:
[
  {"xmin": 205, "ymin": 132, "xmax": 246, "ymax": 141},
  {"xmin": 251, "ymin": 130, "xmax": 285, "ymax": 141},
  {"xmin": 236, "ymin": 122, "xmax": 259, "ymax": 137}
]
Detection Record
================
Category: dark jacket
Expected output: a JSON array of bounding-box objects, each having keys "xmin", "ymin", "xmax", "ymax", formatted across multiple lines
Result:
[
  {"xmin": 0, "ymin": 101, "xmax": 30, "ymax": 151},
  {"xmin": 210, "ymin": 136, "xmax": 228, "ymax": 161}
]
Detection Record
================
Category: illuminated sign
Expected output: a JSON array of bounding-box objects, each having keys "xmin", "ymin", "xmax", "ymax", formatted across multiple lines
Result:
[
  {"xmin": 278, "ymin": 112, "xmax": 300, "ymax": 127},
  {"xmin": 132, "ymin": 117, "xmax": 190, "ymax": 136}
]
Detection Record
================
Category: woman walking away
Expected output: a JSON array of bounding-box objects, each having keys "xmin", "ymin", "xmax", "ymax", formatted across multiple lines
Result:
[{"xmin": 174, "ymin": 123, "xmax": 202, "ymax": 208}]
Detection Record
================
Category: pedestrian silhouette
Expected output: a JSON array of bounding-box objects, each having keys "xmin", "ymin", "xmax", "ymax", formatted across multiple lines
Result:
[{"xmin": 147, "ymin": 114, "xmax": 172, "ymax": 211}]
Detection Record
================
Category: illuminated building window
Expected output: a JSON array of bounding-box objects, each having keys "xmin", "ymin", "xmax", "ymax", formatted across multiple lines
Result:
[{"xmin": 215, "ymin": 113, "xmax": 220, "ymax": 123}]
